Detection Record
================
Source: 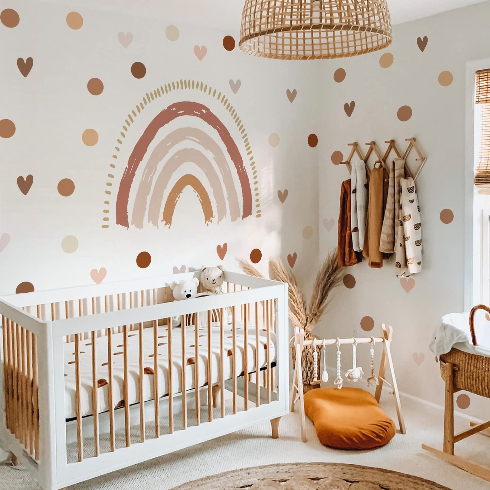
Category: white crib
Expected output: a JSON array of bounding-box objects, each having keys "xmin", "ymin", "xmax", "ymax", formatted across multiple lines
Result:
[{"xmin": 0, "ymin": 271, "xmax": 289, "ymax": 490}]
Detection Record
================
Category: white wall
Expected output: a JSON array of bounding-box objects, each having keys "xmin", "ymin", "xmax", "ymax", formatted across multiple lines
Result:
[{"xmin": 317, "ymin": 0, "xmax": 490, "ymax": 420}]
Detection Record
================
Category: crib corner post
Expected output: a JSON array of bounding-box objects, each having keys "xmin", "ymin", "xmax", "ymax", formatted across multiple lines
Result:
[{"xmin": 37, "ymin": 322, "xmax": 58, "ymax": 490}]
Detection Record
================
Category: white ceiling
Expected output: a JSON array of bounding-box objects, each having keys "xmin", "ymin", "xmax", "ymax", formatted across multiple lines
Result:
[{"xmin": 75, "ymin": 0, "xmax": 488, "ymax": 29}]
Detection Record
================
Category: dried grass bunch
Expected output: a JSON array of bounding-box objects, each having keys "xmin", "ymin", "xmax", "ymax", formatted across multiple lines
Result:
[{"xmin": 238, "ymin": 249, "xmax": 344, "ymax": 334}]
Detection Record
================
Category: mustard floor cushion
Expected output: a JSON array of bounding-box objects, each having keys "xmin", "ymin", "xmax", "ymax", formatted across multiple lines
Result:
[{"xmin": 304, "ymin": 387, "xmax": 396, "ymax": 450}]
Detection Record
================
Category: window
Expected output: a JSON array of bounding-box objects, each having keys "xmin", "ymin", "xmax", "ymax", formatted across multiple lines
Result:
[{"xmin": 475, "ymin": 69, "xmax": 490, "ymax": 193}]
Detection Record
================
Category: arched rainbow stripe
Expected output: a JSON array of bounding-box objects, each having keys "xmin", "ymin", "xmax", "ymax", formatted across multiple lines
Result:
[{"xmin": 116, "ymin": 101, "xmax": 253, "ymax": 228}]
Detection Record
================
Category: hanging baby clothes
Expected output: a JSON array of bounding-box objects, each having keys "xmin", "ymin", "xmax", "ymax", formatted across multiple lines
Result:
[
  {"xmin": 379, "ymin": 158, "xmax": 405, "ymax": 254},
  {"xmin": 400, "ymin": 177, "xmax": 422, "ymax": 274},
  {"xmin": 350, "ymin": 161, "xmax": 367, "ymax": 252},
  {"xmin": 338, "ymin": 179, "xmax": 358, "ymax": 267},
  {"xmin": 366, "ymin": 166, "xmax": 385, "ymax": 268}
]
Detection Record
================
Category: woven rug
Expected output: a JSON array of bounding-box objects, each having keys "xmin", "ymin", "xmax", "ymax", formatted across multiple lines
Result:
[{"xmin": 172, "ymin": 462, "xmax": 450, "ymax": 489}]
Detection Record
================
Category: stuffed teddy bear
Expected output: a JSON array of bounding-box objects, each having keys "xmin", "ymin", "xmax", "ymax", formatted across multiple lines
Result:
[
  {"xmin": 199, "ymin": 265, "xmax": 225, "ymax": 295},
  {"xmin": 169, "ymin": 277, "xmax": 199, "ymax": 327}
]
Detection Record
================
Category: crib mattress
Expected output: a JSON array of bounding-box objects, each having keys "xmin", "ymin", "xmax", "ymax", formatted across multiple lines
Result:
[
  {"xmin": 429, "ymin": 312, "xmax": 490, "ymax": 359},
  {"xmin": 64, "ymin": 322, "xmax": 276, "ymax": 419}
]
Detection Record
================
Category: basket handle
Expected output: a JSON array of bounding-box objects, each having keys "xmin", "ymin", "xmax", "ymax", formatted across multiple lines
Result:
[{"xmin": 469, "ymin": 304, "xmax": 490, "ymax": 346}]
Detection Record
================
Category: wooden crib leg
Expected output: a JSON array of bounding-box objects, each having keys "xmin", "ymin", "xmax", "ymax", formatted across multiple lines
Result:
[
  {"xmin": 10, "ymin": 453, "xmax": 18, "ymax": 466},
  {"xmin": 212, "ymin": 384, "xmax": 221, "ymax": 409},
  {"xmin": 270, "ymin": 417, "xmax": 281, "ymax": 439},
  {"xmin": 443, "ymin": 361, "xmax": 455, "ymax": 455}
]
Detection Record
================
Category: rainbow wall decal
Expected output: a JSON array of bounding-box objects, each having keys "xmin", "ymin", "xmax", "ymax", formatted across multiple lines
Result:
[{"xmin": 104, "ymin": 80, "xmax": 260, "ymax": 229}]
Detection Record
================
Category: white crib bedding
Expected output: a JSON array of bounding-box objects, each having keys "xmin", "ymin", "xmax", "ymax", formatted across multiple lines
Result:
[
  {"xmin": 429, "ymin": 312, "xmax": 490, "ymax": 359},
  {"xmin": 64, "ymin": 322, "xmax": 276, "ymax": 419}
]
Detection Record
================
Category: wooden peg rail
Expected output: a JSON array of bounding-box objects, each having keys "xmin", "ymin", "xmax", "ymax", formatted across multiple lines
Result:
[{"xmin": 341, "ymin": 137, "xmax": 427, "ymax": 182}]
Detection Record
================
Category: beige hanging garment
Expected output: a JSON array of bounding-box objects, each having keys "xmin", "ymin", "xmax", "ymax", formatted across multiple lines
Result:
[{"xmin": 367, "ymin": 166, "xmax": 385, "ymax": 268}]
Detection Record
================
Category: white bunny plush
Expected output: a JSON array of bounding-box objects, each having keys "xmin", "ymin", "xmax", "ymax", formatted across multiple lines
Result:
[
  {"xmin": 169, "ymin": 277, "xmax": 199, "ymax": 327},
  {"xmin": 345, "ymin": 340, "xmax": 364, "ymax": 382}
]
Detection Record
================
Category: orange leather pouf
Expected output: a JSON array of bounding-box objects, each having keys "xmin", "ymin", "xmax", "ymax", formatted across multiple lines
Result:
[{"xmin": 304, "ymin": 387, "xmax": 396, "ymax": 450}]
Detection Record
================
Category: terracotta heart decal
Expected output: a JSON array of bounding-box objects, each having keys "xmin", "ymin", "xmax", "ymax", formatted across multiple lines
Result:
[
  {"xmin": 90, "ymin": 268, "xmax": 107, "ymax": 284},
  {"xmin": 286, "ymin": 89, "xmax": 297, "ymax": 103},
  {"xmin": 400, "ymin": 277, "xmax": 415, "ymax": 293},
  {"xmin": 118, "ymin": 32, "xmax": 133, "ymax": 48},
  {"xmin": 217, "ymin": 243, "xmax": 227, "ymax": 260},
  {"xmin": 323, "ymin": 218, "xmax": 335, "ymax": 231},
  {"xmin": 17, "ymin": 175, "xmax": 33, "ymax": 195},
  {"xmin": 17, "ymin": 57, "xmax": 33, "ymax": 77},
  {"xmin": 278, "ymin": 189, "xmax": 288, "ymax": 203},
  {"xmin": 417, "ymin": 36, "xmax": 428, "ymax": 52},
  {"xmin": 0, "ymin": 233, "xmax": 10, "ymax": 253},
  {"xmin": 229, "ymin": 79, "xmax": 241, "ymax": 94},
  {"xmin": 194, "ymin": 45, "xmax": 207, "ymax": 61},
  {"xmin": 287, "ymin": 252, "xmax": 297, "ymax": 268},
  {"xmin": 344, "ymin": 101, "xmax": 355, "ymax": 117},
  {"xmin": 413, "ymin": 352, "xmax": 425, "ymax": 366},
  {"xmin": 173, "ymin": 265, "xmax": 186, "ymax": 274}
]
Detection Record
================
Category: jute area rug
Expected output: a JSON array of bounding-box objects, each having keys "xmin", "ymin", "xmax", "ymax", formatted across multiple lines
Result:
[{"xmin": 172, "ymin": 462, "xmax": 450, "ymax": 489}]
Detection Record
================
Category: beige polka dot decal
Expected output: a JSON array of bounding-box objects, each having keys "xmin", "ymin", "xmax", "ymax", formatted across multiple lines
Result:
[
  {"xmin": 331, "ymin": 151, "xmax": 343, "ymax": 165},
  {"xmin": 308, "ymin": 134, "xmax": 318, "ymax": 148},
  {"xmin": 62, "ymin": 235, "xmax": 78, "ymax": 253},
  {"xmin": 379, "ymin": 53, "xmax": 394, "ymax": 68},
  {"xmin": 334, "ymin": 68, "xmax": 346, "ymax": 83},
  {"xmin": 82, "ymin": 129, "xmax": 98, "ymax": 146},
  {"xmin": 303, "ymin": 226, "xmax": 313, "ymax": 240},
  {"xmin": 166, "ymin": 25, "xmax": 179, "ymax": 41},
  {"xmin": 456, "ymin": 394, "xmax": 470, "ymax": 410},
  {"xmin": 250, "ymin": 249, "xmax": 262, "ymax": 264},
  {"xmin": 58, "ymin": 179, "xmax": 75, "ymax": 196},
  {"xmin": 223, "ymin": 36, "xmax": 236, "ymax": 51},
  {"xmin": 397, "ymin": 105, "xmax": 412, "ymax": 122},
  {"xmin": 0, "ymin": 119, "xmax": 15, "ymax": 138},
  {"xmin": 131, "ymin": 62, "xmax": 146, "ymax": 79},
  {"xmin": 87, "ymin": 78, "xmax": 104, "ymax": 95},
  {"xmin": 1, "ymin": 9, "xmax": 19, "ymax": 28},
  {"xmin": 16, "ymin": 282, "xmax": 34, "ymax": 294},
  {"xmin": 360, "ymin": 316, "xmax": 374, "ymax": 332},
  {"xmin": 136, "ymin": 251, "xmax": 151, "ymax": 268},
  {"xmin": 440, "ymin": 209, "xmax": 454, "ymax": 224},
  {"xmin": 269, "ymin": 133, "xmax": 280, "ymax": 147},
  {"xmin": 66, "ymin": 12, "xmax": 83, "ymax": 30},
  {"xmin": 438, "ymin": 71, "xmax": 453, "ymax": 87},
  {"xmin": 343, "ymin": 274, "xmax": 356, "ymax": 289}
]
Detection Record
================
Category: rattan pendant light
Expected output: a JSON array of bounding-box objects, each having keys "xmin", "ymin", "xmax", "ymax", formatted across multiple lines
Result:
[{"xmin": 240, "ymin": 0, "xmax": 393, "ymax": 60}]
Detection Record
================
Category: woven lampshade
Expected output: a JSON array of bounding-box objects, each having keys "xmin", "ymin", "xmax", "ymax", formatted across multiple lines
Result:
[{"xmin": 240, "ymin": 0, "xmax": 393, "ymax": 60}]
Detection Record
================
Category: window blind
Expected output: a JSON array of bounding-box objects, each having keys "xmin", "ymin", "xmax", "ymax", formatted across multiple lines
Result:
[{"xmin": 475, "ymin": 69, "xmax": 490, "ymax": 193}]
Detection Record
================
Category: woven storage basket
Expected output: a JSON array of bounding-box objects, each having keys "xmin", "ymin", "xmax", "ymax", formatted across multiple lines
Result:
[
  {"xmin": 439, "ymin": 304, "xmax": 490, "ymax": 398},
  {"xmin": 291, "ymin": 332, "xmax": 321, "ymax": 392}
]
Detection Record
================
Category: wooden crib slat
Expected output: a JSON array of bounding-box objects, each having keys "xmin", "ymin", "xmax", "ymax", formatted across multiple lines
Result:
[
  {"xmin": 168, "ymin": 317, "xmax": 173, "ymax": 434},
  {"xmin": 91, "ymin": 298, "xmax": 99, "ymax": 457},
  {"xmin": 244, "ymin": 303, "xmax": 248, "ymax": 411},
  {"xmin": 153, "ymin": 289, "xmax": 160, "ymax": 439},
  {"xmin": 15, "ymin": 322, "xmax": 22, "ymax": 443},
  {"xmin": 26, "ymin": 328, "xmax": 32, "ymax": 455},
  {"xmin": 105, "ymin": 296, "xmax": 115, "ymax": 452},
  {"xmin": 194, "ymin": 312, "xmax": 200, "ymax": 426},
  {"xmin": 139, "ymin": 291, "xmax": 145, "ymax": 443},
  {"xmin": 255, "ymin": 302, "xmax": 260, "ymax": 407},
  {"xmin": 207, "ymin": 310, "xmax": 212, "ymax": 422},
  {"xmin": 181, "ymin": 315, "xmax": 187, "ymax": 429},
  {"xmin": 21, "ymin": 326, "xmax": 27, "ymax": 449},
  {"xmin": 75, "ymin": 333, "xmax": 83, "ymax": 462},
  {"xmin": 266, "ymin": 300, "xmax": 271, "ymax": 404},
  {"xmin": 2, "ymin": 317, "xmax": 9, "ymax": 432},
  {"xmin": 34, "ymin": 307, "xmax": 40, "ymax": 460},
  {"xmin": 10, "ymin": 319, "xmax": 16, "ymax": 437},
  {"xmin": 220, "ymin": 308, "xmax": 225, "ymax": 418},
  {"xmin": 232, "ymin": 306, "xmax": 237, "ymax": 414},
  {"xmin": 123, "ymin": 323, "xmax": 130, "ymax": 447}
]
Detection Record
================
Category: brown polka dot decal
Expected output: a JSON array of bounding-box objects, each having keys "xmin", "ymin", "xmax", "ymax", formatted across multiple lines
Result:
[
  {"xmin": 308, "ymin": 134, "xmax": 318, "ymax": 148},
  {"xmin": 223, "ymin": 36, "xmax": 236, "ymax": 51},
  {"xmin": 379, "ymin": 53, "xmax": 394, "ymax": 68},
  {"xmin": 66, "ymin": 12, "xmax": 83, "ymax": 30},
  {"xmin": 250, "ymin": 249, "xmax": 262, "ymax": 264},
  {"xmin": 131, "ymin": 62, "xmax": 146, "ymax": 79},
  {"xmin": 1, "ymin": 9, "xmax": 19, "ymax": 28},
  {"xmin": 438, "ymin": 71, "xmax": 453, "ymax": 87},
  {"xmin": 343, "ymin": 274, "xmax": 356, "ymax": 289},
  {"xmin": 331, "ymin": 151, "xmax": 343, "ymax": 165},
  {"xmin": 360, "ymin": 316, "xmax": 374, "ymax": 332},
  {"xmin": 440, "ymin": 209, "xmax": 454, "ymax": 224},
  {"xmin": 82, "ymin": 129, "xmax": 98, "ymax": 146},
  {"xmin": 334, "ymin": 68, "xmax": 346, "ymax": 83},
  {"xmin": 16, "ymin": 282, "xmax": 34, "ymax": 294},
  {"xmin": 0, "ymin": 119, "xmax": 15, "ymax": 138},
  {"xmin": 136, "ymin": 251, "xmax": 151, "ymax": 268},
  {"xmin": 58, "ymin": 178, "xmax": 75, "ymax": 196},
  {"xmin": 397, "ymin": 106, "xmax": 412, "ymax": 122},
  {"xmin": 456, "ymin": 394, "xmax": 470, "ymax": 410},
  {"xmin": 87, "ymin": 78, "xmax": 104, "ymax": 95}
]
